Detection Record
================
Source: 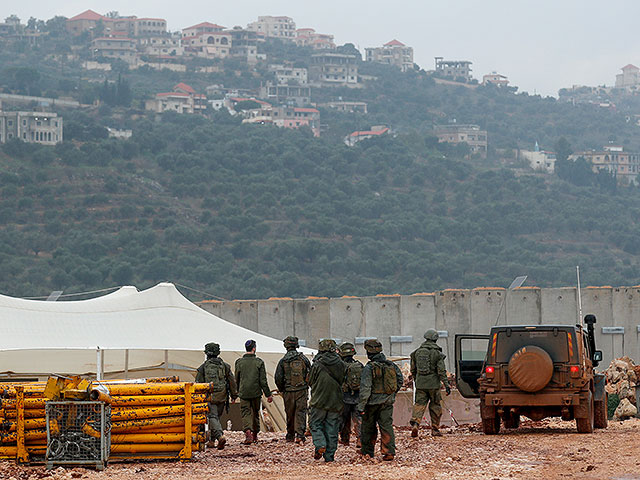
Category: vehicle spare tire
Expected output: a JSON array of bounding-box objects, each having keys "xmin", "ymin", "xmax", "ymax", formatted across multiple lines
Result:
[{"xmin": 508, "ymin": 345, "xmax": 553, "ymax": 392}]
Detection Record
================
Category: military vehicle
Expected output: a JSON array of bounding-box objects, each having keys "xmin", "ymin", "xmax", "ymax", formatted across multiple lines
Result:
[{"xmin": 455, "ymin": 314, "xmax": 607, "ymax": 434}]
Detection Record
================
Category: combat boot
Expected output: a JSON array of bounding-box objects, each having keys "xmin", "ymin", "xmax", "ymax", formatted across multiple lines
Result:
[
  {"xmin": 243, "ymin": 430, "xmax": 253, "ymax": 445},
  {"xmin": 431, "ymin": 426, "xmax": 442, "ymax": 437},
  {"xmin": 217, "ymin": 435, "xmax": 226, "ymax": 450},
  {"xmin": 206, "ymin": 431, "xmax": 215, "ymax": 448},
  {"xmin": 410, "ymin": 422, "xmax": 419, "ymax": 438},
  {"xmin": 252, "ymin": 431, "xmax": 258, "ymax": 443},
  {"xmin": 339, "ymin": 435, "xmax": 349, "ymax": 446},
  {"xmin": 313, "ymin": 447, "xmax": 326, "ymax": 460},
  {"xmin": 382, "ymin": 454, "xmax": 395, "ymax": 461}
]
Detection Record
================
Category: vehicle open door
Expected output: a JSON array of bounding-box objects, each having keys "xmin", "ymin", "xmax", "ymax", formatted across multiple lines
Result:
[{"xmin": 455, "ymin": 334, "xmax": 490, "ymax": 398}]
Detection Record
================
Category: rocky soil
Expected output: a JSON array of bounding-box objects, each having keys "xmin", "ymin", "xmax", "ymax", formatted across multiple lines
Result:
[{"xmin": 2, "ymin": 418, "xmax": 640, "ymax": 480}]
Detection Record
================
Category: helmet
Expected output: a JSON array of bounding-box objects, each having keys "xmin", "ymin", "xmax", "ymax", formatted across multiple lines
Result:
[
  {"xmin": 318, "ymin": 338, "xmax": 337, "ymax": 352},
  {"xmin": 339, "ymin": 342, "xmax": 356, "ymax": 357},
  {"xmin": 424, "ymin": 329, "xmax": 439, "ymax": 341},
  {"xmin": 283, "ymin": 336, "xmax": 299, "ymax": 349},
  {"xmin": 364, "ymin": 339, "xmax": 382, "ymax": 354},
  {"xmin": 204, "ymin": 342, "xmax": 220, "ymax": 356}
]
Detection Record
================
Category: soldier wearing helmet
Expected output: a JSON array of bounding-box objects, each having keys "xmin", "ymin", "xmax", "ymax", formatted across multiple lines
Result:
[
  {"xmin": 196, "ymin": 342, "xmax": 237, "ymax": 450},
  {"xmin": 338, "ymin": 342, "xmax": 363, "ymax": 447},
  {"xmin": 409, "ymin": 330, "xmax": 451, "ymax": 438},
  {"xmin": 275, "ymin": 336, "xmax": 311, "ymax": 444}
]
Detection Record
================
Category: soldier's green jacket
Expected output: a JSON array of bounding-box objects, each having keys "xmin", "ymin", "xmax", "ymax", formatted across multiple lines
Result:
[
  {"xmin": 410, "ymin": 340, "xmax": 450, "ymax": 390},
  {"xmin": 309, "ymin": 351, "xmax": 345, "ymax": 413},
  {"xmin": 274, "ymin": 350, "xmax": 311, "ymax": 392},
  {"xmin": 234, "ymin": 353, "xmax": 272, "ymax": 400},
  {"xmin": 357, "ymin": 352, "xmax": 403, "ymax": 412},
  {"xmin": 195, "ymin": 357, "xmax": 238, "ymax": 401}
]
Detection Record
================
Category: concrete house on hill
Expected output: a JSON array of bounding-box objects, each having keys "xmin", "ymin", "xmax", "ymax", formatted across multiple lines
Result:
[
  {"xmin": 145, "ymin": 83, "xmax": 207, "ymax": 114},
  {"xmin": 365, "ymin": 39, "xmax": 414, "ymax": 72}
]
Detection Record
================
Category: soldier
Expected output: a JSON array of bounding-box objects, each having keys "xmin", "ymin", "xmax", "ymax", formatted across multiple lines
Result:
[
  {"xmin": 275, "ymin": 335, "xmax": 311, "ymax": 444},
  {"xmin": 196, "ymin": 342, "xmax": 237, "ymax": 449},
  {"xmin": 357, "ymin": 339, "xmax": 403, "ymax": 461},
  {"xmin": 308, "ymin": 339, "xmax": 345, "ymax": 462},
  {"xmin": 234, "ymin": 339, "xmax": 273, "ymax": 444},
  {"xmin": 338, "ymin": 342, "xmax": 363, "ymax": 447},
  {"xmin": 409, "ymin": 329, "xmax": 451, "ymax": 438}
]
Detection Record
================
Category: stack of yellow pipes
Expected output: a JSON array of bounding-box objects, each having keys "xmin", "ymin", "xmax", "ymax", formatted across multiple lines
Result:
[
  {"xmin": 0, "ymin": 378, "xmax": 213, "ymax": 463},
  {"xmin": 89, "ymin": 381, "xmax": 211, "ymax": 459},
  {"xmin": 0, "ymin": 382, "xmax": 48, "ymax": 459}
]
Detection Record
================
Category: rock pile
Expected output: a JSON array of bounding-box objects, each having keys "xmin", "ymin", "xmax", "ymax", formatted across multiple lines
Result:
[{"xmin": 605, "ymin": 356, "xmax": 639, "ymax": 420}]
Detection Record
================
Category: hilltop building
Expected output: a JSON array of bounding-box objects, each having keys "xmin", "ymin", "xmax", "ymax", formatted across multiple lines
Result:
[
  {"xmin": 145, "ymin": 83, "xmax": 207, "ymax": 114},
  {"xmin": 321, "ymin": 101, "xmax": 368, "ymax": 113},
  {"xmin": 295, "ymin": 28, "xmax": 335, "ymax": 50},
  {"xmin": 66, "ymin": 10, "xmax": 167, "ymax": 37},
  {"xmin": 91, "ymin": 37, "xmax": 137, "ymax": 63},
  {"xmin": 259, "ymin": 83, "xmax": 311, "ymax": 107},
  {"xmin": 0, "ymin": 111, "xmax": 63, "ymax": 145},
  {"xmin": 228, "ymin": 28, "xmax": 259, "ymax": 63},
  {"xmin": 615, "ymin": 64, "xmax": 640, "ymax": 88},
  {"xmin": 345, "ymin": 126, "xmax": 389, "ymax": 146},
  {"xmin": 434, "ymin": 57, "xmax": 473, "ymax": 82},
  {"xmin": 181, "ymin": 22, "xmax": 225, "ymax": 39},
  {"xmin": 435, "ymin": 124, "xmax": 487, "ymax": 156},
  {"xmin": 365, "ymin": 40, "xmax": 414, "ymax": 72},
  {"xmin": 520, "ymin": 143, "xmax": 556, "ymax": 173},
  {"xmin": 569, "ymin": 145, "xmax": 640, "ymax": 185},
  {"xmin": 247, "ymin": 16, "xmax": 296, "ymax": 40},
  {"xmin": 482, "ymin": 72, "xmax": 509, "ymax": 87},
  {"xmin": 182, "ymin": 31, "xmax": 232, "ymax": 58},
  {"xmin": 309, "ymin": 53, "xmax": 359, "ymax": 86}
]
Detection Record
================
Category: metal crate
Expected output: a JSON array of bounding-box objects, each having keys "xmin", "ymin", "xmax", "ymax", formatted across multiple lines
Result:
[{"xmin": 45, "ymin": 401, "xmax": 111, "ymax": 470}]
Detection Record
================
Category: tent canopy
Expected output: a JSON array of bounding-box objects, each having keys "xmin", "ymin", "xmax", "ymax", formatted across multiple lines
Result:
[{"xmin": 0, "ymin": 282, "xmax": 312, "ymax": 354}]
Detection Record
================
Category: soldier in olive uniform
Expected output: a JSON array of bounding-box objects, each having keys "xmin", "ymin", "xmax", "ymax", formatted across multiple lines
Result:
[
  {"xmin": 357, "ymin": 339, "xmax": 403, "ymax": 461},
  {"xmin": 234, "ymin": 339, "xmax": 273, "ymax": 444},
  {"xmin": 410, "ymin": 329, "xmax": 451, "ymax": 437},
  {"xmin": 196, "ymin": 342, "xmax": 238, "ymax": 449},
  {"xmin": 308, "ymin": 339, "xmax": 345, "ymax": 462},
  {"xmin": 275, "ymin": 336, "xmax": 311, "ymax": 444},
  {"xmin": 338, "ymin": 342, "xmax": 363, "ymax": 447}
]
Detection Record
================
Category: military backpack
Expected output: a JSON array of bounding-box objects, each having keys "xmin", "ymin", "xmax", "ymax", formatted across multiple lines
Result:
[
  {"xmin": 284, "ymin": 353, "xmax": 307, "ymax": 389},
  {"xmin": 415, "ymin": 347, "xmax": 437, "ymax": 376},
  {"xmin": 371, "ymin": 361, "xmax": 398, "ymax": 395},
  {"xmin": 343, "ymin": 360, "xmax": 363, "ymax": 393},
  {"xmin": 204, "ymin": 359, "xmax": 228, "ymax": 403}
]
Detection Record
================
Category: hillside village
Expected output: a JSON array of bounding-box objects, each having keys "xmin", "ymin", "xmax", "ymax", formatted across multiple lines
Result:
[{"xmin": 1, "ymin": 9, "xmax": 640, "ymax": 185}]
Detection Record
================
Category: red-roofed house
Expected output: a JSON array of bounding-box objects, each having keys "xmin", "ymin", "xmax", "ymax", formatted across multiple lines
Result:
[
  {"xmin": 616, "ymin": 64, "xmax": 640, "ymax": 88},
  {"xmin": 146, "ymin": 83, "xmax": 207, "ymax": 114},
  {"xmin": 182, "ymin": 22, "xmax": 226, "ymax": 39},
  {"xmin": 365, "ymin": 40, "xmax": 414, "ymax": 72},
  {"xmin": 345, "ymin": 126, "xmax": 389, "ymax": 146},
  {"xmin": 182, "ymin": 31, "xmax": 232, "ymax": 59},
  {"xmin": 295, "ymin": 28, "xmax": 335, "ymax": 50},
  {"xmin": 482, "ymin": 72, "xmax": 509, "ymax": 87},
  {"xmin": 66, "ymin": 10, "xmax": 106, "ymax": 35},
  {"xmin": 272, "ymin": 106, "xmax": 320, "ymax": 136}
]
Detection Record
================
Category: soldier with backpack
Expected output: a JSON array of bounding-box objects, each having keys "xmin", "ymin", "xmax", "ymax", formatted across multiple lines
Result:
[
  {"xmin": 196, "ymin": 342, "xmax": 237, "ymax": 450},
  {"xmin": 409, "ymin": 329, "xmax": 451, "ymax": 438},
  {"xmin": 338, "ymin": 342, "xmax": 363, "ymax": 447},
  {"xmin": 275, "ymin": 336, "xmax": 311, "ymax": 444},
  {"xmin": 357, "ymin": 339, "xmax": 403, "ymax": 461}
]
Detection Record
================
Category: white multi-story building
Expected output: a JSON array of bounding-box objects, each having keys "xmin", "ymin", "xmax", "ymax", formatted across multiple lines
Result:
[
  {"xmin": 247, "ymin": 16, "xmax": 296, "ymax": 40},
  {"xmin": 365, "ymin": 40, "xmax": 414, "ymax": 72},
  {"xmin": 309, "ymin": 53, "xmax": 358, "ymax": 86},
  {"xmin": 0, "ymin": 111, "xmax": 63, "ymax": 145},
  {"xmin": 268, "ymin": 64, "xmax": 308, "ymax": 85}
]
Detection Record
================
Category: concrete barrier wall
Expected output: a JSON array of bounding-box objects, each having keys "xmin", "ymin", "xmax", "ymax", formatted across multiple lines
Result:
[{"xmin": 198, "ymin": 286, "xmax": 640, "ymax": 371}]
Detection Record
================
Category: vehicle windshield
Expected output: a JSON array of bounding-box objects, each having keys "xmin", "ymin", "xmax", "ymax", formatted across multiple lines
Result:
[{"xmin": 494, "ymin": 329, "xmax": 571, "ymax": 363}]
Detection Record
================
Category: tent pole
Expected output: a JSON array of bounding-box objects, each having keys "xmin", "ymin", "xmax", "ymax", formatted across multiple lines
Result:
[
  {"xmin": 164, "ymin": 350, "xmax": 169, "ymax": 376},
  {"xmin": 96, "ymin": 348, "xmax": 104, "ymax": 381},
  {"xmin": 124, "ymin": 349, "xmax": 129, "ymax": 379}
]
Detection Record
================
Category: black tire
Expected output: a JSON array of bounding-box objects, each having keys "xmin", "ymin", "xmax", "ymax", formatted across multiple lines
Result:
[
  {"xmin": 504, "ymin": 410, "xmax": 520, "ymax": 429},
  {"xmin": 576, "ymin": 392, "xmax": 594, "ymax": 433},
  {"xmin": 594, "ymin": 394, "xmax": 608, "ymax": 429}
]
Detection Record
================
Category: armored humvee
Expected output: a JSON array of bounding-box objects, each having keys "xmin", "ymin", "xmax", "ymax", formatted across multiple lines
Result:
[{"xmin": 455, "ymin": 314, "xmax": 607, "ymax": 434}]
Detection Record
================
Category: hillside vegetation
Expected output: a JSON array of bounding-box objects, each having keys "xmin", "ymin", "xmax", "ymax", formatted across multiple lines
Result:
[{"xmin": 1, "ymin": 110, "xmax": 639, "ymax": 300}]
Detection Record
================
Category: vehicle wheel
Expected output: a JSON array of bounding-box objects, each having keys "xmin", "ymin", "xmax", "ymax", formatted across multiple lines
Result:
[
  {"xmin": 504, "ymin": 409, "xmax": 520, "ymax": 429},
  {"xmin": 482, "ymin": 415, "xmax": 500, "ymax": 435},
  {"xmin": 576, "ymin": 392, "xmax": 594, "ymax": 433},
  {"xmin": 594, "ymin": 393, "xmax": 608, "ymax": 429}
]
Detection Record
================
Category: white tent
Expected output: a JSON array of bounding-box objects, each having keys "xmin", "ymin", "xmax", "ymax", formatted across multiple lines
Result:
[{"xmin": 0, "ymin": 282, "xmax": 315, "ymax": 429}]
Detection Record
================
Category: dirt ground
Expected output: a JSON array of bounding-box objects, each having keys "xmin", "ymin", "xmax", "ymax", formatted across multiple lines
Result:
[{"xmin": 2, "ymin": 418, "xmax": 640, "ymax": 480}]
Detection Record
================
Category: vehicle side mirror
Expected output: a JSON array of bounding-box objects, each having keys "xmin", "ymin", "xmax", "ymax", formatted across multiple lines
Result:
[{"xmin": 593, "ymin": 350, "xmax": 602, "ymax": 363}]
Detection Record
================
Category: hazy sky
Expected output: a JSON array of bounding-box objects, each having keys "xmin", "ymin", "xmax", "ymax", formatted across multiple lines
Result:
[{"xmin": 4, "ymin": 1, "xmax": 639, "ymax": 96}]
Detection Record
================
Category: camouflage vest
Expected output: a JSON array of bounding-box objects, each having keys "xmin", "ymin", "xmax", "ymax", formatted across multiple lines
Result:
[
  {"xmin": 284, "ymin": 353, "xmax": 307, "ymax": 389},
  {"xmin": 371, "ymin": 361, "xmax": 397, "ymax": 395},
  {"xmin": 204, "ymin": 359, "xmax": 227, "ymax": 403}
]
